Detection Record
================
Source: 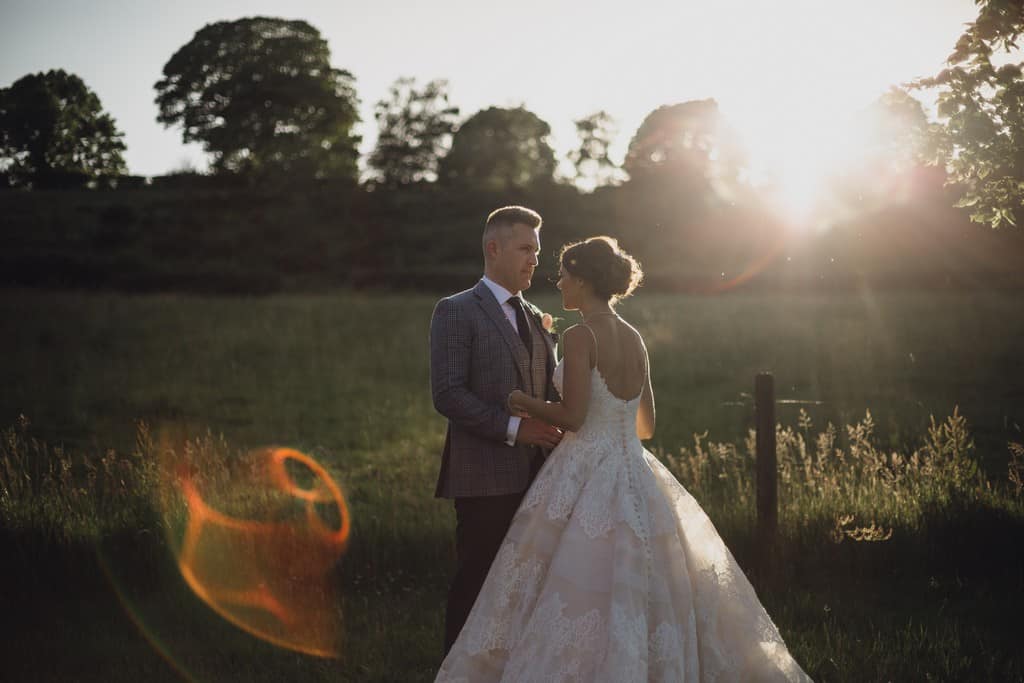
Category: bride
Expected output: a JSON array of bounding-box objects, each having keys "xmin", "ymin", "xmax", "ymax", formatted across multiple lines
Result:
[{"xmin": 436, "ymin": 236, "xmax": 812, "ymax": 682}]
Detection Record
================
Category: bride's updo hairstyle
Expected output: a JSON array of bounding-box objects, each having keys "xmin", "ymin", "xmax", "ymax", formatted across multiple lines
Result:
[{"xmin": 560, "ymin": 236, "xmax": 643, "ymax": 304}]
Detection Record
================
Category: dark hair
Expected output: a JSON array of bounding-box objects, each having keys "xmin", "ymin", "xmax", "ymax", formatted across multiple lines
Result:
[
  {"xmin": 485, "ymin": 205, "xmax": 543, "ymax": 232},
  {"xmin": 560, "ymin": 236, "xmax": 643, "ymax": 303}
]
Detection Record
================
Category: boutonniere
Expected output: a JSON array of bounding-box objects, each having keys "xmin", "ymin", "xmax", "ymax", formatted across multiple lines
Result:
[
  {"xmin": 546, "ymin": 317, "xmax": 561, "ymax": 354},
  {"xmin": 526, "ymin": 303, "xmax": 560, "ymax": 346}
]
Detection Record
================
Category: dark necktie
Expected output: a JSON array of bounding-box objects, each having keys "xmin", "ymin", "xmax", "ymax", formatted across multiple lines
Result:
[{"xmin": 508, "ymin": 296, "xmax": 533, "ymax": 357}]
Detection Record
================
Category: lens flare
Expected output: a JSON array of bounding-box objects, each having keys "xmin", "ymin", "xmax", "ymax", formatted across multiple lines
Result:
[
  {"xmin": 707, "ymin": 233, "xmax": 787, "ymax": 294},
  {"xmin": 168, "ymin": 446, "xmax": 350, "ymax": 658}
]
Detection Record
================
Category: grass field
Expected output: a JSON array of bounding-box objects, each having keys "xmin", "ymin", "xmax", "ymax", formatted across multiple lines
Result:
[
  {"xmin": 2, "ymin": 288, "xmax": 1023, "ymax": 681},
  {"xmin": 3, "ymin": 287, "xmax": 1022, "ymax": 459}
]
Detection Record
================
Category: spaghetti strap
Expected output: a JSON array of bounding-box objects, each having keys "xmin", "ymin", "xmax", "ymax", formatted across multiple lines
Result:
[
  {"xmin": 641, "ymin": 336, "xmax": 650, "ymax": 384},
  {"xmin": 579, "ymin": 322, "xmax": 599, "ymax": 367}
]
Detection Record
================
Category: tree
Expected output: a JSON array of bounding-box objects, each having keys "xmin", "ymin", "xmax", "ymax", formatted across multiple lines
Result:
[
  {"xmin": 568, "ymin": 110, "xmax": 624, "ymax": 191},
  {"xmin": 833, "ymin": 87, "xmax": 932, "ymax": 208},
  {"xmin": 367, "ymin": 77, "xmax": 459, "ymax": 187},
  {"xmin": 862, "ymin": 87, "xmax": 930, "ymax": 168},
  {"xmin": 623, "ymin": 99, "xmax": 744, "ymax": 199},
  {"xmin": 912, "ymin": 0, "xmax": 1024, "ymax": 227},
  {"xmin": 154, "ymin": 17, "xmax": 360, "ymax": 182},
  {"xmin": 439, "ymin": 106, "xmax": 556, "ymax": 190},
  {"xmin": 0, "ymin": 69, "xmax": 126, "ymax": 188}
]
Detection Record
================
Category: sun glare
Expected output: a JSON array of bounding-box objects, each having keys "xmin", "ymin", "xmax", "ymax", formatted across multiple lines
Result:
[
  {"xmin": 733, "ymin": 108, "xmax": 871, "ymax": 225},
  {"xmin": 671, "ymin": 0, "xmax": 958, "ymax": 229}
]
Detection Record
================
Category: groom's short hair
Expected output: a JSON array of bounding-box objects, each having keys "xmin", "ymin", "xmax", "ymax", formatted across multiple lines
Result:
[{"xmin": 483, "ymin": 206, "xmax": 542, "ymax": 252}]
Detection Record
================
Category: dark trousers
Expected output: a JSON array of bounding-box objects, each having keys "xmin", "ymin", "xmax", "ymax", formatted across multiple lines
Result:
[{"xmin": 443, "ymin": 457, "xmax": 543, "ymax": 655}]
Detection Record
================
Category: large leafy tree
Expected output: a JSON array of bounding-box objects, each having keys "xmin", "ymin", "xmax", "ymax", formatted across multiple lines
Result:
[
  {"xmin": 439, "ymin": 106, "xmax": 556, "ymax": 190},
  {"xmin": 154, "ymin": 17, "xmax": 360, "ymax": 181},
  {"xmin": 368, "ymin": 77, "xmax": 459, "ymax": 187},
  {"xmin": 569, "ymin": 110, "xmax": 624, "ymax": 191},
  {"xmin": 623, "ymin": 99, "xmax": 744, "ymax": 198},
  {"xmin": 0, "ymin": 69, "xmax": 126, "ymax": 188},
  {"xmin": 834, "ymin": 87, "xmax": 932, "ymax": 208},
  {"xmin": 862, "ymin": 87, "xmax": 930, "ymax": 168},
  {"xmin": 912, "ymin": 0, "xmax": 1024, "ymax": 227}
]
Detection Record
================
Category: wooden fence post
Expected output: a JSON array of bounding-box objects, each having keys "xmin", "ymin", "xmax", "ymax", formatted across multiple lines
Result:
[{"xmin": 755, "ymin": 372, "xmax": 777, "ymax": 574}]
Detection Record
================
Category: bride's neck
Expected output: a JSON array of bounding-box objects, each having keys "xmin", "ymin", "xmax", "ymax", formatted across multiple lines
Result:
[{"xmin": 579, "ymin": 298, "xmax": 614, "ymax": 321}]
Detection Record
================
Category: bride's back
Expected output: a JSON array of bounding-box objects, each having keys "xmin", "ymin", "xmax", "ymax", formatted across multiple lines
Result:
[{"xmin": 581, "ymin": 314, "xmax": 647, "ymax": 401}]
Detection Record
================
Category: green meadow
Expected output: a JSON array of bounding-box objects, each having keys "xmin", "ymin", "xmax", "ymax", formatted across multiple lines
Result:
[{"xmin": 2, "ymin": 288, "xmax": 1023, "ymax": 681}]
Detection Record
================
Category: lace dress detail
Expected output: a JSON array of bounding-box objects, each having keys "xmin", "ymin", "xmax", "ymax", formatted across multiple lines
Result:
[{"xmin": 437, "ymin": 360, "xmax": 812, "ymax": 682}]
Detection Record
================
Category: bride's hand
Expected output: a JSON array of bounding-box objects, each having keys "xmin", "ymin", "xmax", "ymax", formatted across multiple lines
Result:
[{"xmin": 507, "ymin": 390, "xmax": 530, "ymax": 417}]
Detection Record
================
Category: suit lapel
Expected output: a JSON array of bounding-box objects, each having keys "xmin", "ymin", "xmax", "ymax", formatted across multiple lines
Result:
[
  {"xmin": 521, "ymin": 298, "xmax": 557, "ymax": 397},
  {"xmin": 473, "ymin": 281, "xmax": 531, "ymax": 387},
  {"xmin": 542, "ymin": 325, "xmax": 557, "ymax": 392},
  {"xmin": 535, "ymin": 310, "xmax": 557, "ymax": 369}
]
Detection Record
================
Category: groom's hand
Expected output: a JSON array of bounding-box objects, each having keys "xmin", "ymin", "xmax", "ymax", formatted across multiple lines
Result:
[{"xmin": 515, "ymin": 417, "xmax": 563, "ymax": 450}]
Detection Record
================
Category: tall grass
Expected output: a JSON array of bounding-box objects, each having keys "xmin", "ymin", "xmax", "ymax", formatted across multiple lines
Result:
[
  {"xmin": 0, "ymin": 415, "xmax": 158, "ymax": 543},
  {"xmin": 662, "ymin": 407, "xmax": 1022, "ymax": 536},
  {"xmin": 5, "ymin": 406, "xmax": 1020, "ymax": 579},
  {"xmin": 2, "ymin": 404, "xmax": 1023, "ymax": 681},
  {"xmin": 660, "ymin": 408, "xmax": 1024, "ymax": 586}
]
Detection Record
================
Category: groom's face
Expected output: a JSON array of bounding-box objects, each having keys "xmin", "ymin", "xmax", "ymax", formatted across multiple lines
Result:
[{"xmin": 493, "ymin": 223, "xmax": 540, "ymax": 294}]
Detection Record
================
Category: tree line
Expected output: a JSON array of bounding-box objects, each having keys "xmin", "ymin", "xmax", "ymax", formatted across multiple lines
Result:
[{"xmin": 1, "ymin": 6, "xmax": 1021, "ymax": 228}]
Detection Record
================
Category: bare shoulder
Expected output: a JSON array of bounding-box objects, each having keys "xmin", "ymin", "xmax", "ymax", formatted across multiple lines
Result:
[
  {"xmin": 561, "ymin": 323, "xmax": 594, "ymax": 343},
  {"xmin": 561, "ymin": 324, "xmax": 596, "ymax": 359}
]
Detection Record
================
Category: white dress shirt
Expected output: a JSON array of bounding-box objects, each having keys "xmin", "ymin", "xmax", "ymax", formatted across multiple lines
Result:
[{"xmin": 481, "ymin": 276, "xmax": 525, "ymax": 446}]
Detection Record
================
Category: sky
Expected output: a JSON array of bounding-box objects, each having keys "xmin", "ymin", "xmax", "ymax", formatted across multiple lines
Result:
[{"xmin": 0, "ymin": 0, "xmax": 981, "ymax": 178}]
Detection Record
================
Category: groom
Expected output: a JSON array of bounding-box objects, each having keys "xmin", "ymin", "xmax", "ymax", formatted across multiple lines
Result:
[{"xmin": 430, "ymin": 205, "xmax": 562, "ymax": 655}]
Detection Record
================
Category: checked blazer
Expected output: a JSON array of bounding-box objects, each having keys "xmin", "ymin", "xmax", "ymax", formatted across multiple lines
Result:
[{"xmin": 430, "ymin": 279, "xmax": 559, "ymax": 498}]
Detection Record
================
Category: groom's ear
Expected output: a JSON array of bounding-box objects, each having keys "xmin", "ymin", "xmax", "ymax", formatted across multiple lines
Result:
[{"xmin": 483, "ymin": 237, "xmax": 499, "ymax": 260}]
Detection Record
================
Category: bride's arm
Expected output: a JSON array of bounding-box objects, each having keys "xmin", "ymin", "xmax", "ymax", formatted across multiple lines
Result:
[
  {"xmin": 509, "ymin": 325, "xmax": 593, "ymax": 432},
  {"xmin": 636, "ymin": 340, "xmax": 655, "ymax": 440}
]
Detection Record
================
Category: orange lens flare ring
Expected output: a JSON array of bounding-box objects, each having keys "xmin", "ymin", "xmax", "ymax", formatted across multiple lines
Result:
[
  {"xmin": 708, "ymin": 236, "xmax": 785, "ymax": 294},
  {"xmin": 175, "ymin": 448, "xmax": 349, "ymax": 658}
]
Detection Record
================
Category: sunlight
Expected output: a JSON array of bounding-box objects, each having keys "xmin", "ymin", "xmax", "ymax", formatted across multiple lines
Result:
[
  {"xmin": 732, "ymin": 107, "xmax": 872, "ymax": 226},
  {"xmin": 667, "ymin": 0, "xmax": 963, "ymax": 229}
]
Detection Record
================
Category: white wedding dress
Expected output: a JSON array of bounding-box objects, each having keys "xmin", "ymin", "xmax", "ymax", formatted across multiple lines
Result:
[{"xmin": 436, "ymin": 357, "xmax": 812, "ymax": 682}]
